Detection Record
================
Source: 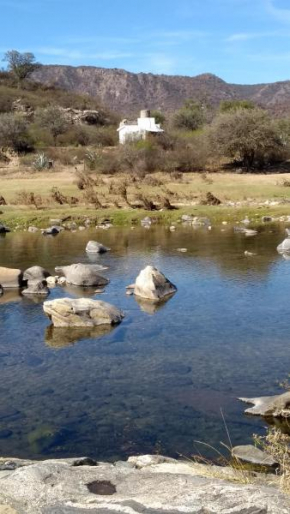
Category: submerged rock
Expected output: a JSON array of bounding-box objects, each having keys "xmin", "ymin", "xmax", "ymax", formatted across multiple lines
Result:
[
  {"xmin": 43, "ymin": 297, "xmax": 124, "ymax": 327},
  {"xmin": 55, "ymin": 263, "xmax": 108, "ymax": 287},
  {"xmin": 239, "ymin": 391, "xmax": 290, "ymax": 417},
  {"xmin": 133, "ymin": 266, "xmax": 177, "ymax": 301},
  {"xmin": 232, "ymin": 445, "xmax": 278, "ymax": 469},
  {"xmin": 86, "ymin": 240, "xmax": 109, "ymax": 254},
  {"xmin": 0, "ymin": 267, "xmax": 23, "ymax": 288}
]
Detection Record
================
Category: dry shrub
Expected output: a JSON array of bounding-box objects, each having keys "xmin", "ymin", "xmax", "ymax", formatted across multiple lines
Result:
[
  {"xmin": 51, "ymin": 187, "xmax": 78, "ymax": 206},
  {"xmin": 75, "ymin": 170, "xmax": 96, "ymax": 190},
  {"xmin": 170, "ymin": 171, "xmax": 183, "ymax": 181},
  {"xmin": 0, "ymin": 195, "xmax": 7, "ymax": 205},
  {"xmin": 254, "ymin": 428, "xmax": 290, "ymax": 492},
  {"xmin": 142, "ymin": 174, "xmax": 163, "ymax": 187},
  {"xmin": 200, "ymin": 192, "xmax": 221, "ymax": 206},
  {"xmin": 82, "ymin": 187, "xmax": 103, "ymax": 208},
  {"xmin": 135, "ymin": 193, "xmax": 157, "ymax": 211},
  {"xmin": 15, "ymin": 190, "xmax": 42, "ymax": 209}
]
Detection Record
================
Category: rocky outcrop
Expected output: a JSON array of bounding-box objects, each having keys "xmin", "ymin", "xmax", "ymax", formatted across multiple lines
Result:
[
  {"xmin": 133, "ymin": 266, "xmax": 177, "ymax": 301},
  {"xmin": 239, "ymin": 391, "xmax": 290, "ymax": 417},
  {"xmin": 0, "ymin": 455, "xmax": 289, "ymax": 513},
  {"xmin": 43, "ymin": 298, "xmax": 124, "ymax": 327},
  {"xmin": 55, "ymin": 263, "xmax": 108, "ymax": 287},
  {"xmin": 0, "ymin": 268, "xmax": 23, "ymax": 289},
  {"xmin": 86, "ymin": 241, "xmax": 109, "ymax": 254}
]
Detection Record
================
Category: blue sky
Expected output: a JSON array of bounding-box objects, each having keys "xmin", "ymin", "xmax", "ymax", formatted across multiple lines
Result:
[{"xmin": 1, "ymin": 0, "xmax": 290, "ymax": 84}]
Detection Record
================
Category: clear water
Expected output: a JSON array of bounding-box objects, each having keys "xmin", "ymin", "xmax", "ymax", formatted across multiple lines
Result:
[{"xmin": 0, "ymin": 224, "xmax": 289, "ymax": 462}]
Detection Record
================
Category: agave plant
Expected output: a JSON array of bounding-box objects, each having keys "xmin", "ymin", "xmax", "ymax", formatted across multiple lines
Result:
[{"xmin": 33, "ymin": 153, "xmax": 53, "ymax": 171}]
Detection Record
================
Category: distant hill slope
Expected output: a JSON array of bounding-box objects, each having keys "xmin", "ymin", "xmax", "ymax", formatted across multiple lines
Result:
[{"xmin": 32, "ymin": 65, "xmax": 290, "ymax": 116}]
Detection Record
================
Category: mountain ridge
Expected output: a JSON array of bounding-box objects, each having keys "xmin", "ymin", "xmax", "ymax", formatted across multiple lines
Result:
[{"xmin": 32, "ymin": 65, "xmax": 290, "ymax": 116}]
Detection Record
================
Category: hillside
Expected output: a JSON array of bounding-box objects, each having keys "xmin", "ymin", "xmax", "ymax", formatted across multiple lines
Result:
[{"xmin": 32, "ymin": 65, "xmax": 290, "ymax": 116}]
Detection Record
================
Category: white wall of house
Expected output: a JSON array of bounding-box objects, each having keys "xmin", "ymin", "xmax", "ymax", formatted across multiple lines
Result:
[{"xmin": 117, "ymin": 113, "xmax": 163, "ymax": 144}]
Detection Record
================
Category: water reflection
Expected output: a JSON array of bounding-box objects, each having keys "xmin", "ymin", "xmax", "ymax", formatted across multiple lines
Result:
[
  {"xmin": 134, "ymin": 294, "xmax": 174, "ymax": 315},
  {"xmin": 45, "ymin": 324, "xmax": 115, "ymax": 348},
  {"xmin": 0, "ymin": 290, "xmax": 22, "ymax": 305}
]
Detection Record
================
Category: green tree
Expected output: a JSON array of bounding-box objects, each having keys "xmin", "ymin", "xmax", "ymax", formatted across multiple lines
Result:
[
  {"xmin": 0, "ymin": 113, "xmax": 33, "ymax": 153},
  {"xmin": 219, "ymin": 99, "xmax": 256, "ymax": 113},
  {"xmin": 173, "ymin": 100, "xmax": 205, "ymax": 131},
  {"xmin": 208, "ymin": 108, "xmax": 286, "ymax": 170},
  {"xmin": 3, "ymin": 50, "xmax": 41, "ymax": 85},
  {"xmin": 151, "ymin": 110, "xmax": 166, "ymax": 125},
  {"xmin": 35, "ymin": 106, "xmax": 69, "ymax": 145}
]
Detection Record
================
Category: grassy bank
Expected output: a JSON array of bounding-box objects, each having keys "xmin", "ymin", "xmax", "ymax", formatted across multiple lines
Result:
[{"xmin": 1, "ymin": 169, "xmax": 290, "ymax": 229}]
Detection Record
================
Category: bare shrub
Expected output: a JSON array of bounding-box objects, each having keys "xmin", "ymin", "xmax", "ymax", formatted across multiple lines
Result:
[
  {"xmin": 82, "ymin": 187, "xmax": 103, "ymax": 208},
  {"xmin": 15, "ymin": 190, "xmax": 42, "ymax": 209}
]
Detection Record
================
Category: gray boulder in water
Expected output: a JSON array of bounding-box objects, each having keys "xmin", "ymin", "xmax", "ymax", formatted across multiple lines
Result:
[
  {"xmin": 23, "ymin": 266, "xmax": 51, "ymax": 281},
  {"xmin": 239, "ymin": 391, "xmax": 290, "ymax": 417},
  {"xmin": 55, "ymin": 263, "xmax": 109, "ymax": 287},
  {"xmin": 43, "ymin": 297, "xmax": 124, "ymax": 327},
  {"xmin": 133, "ymin": 266, "xmax": 177, "ymax": 301},
  {"xmin": 85, "ymin": 240, "xmax": 109, "ymax": 254},
  {"xmin": 22, "ymin": 280, "xmax": 50, "ymax": 296},
  {"xmin": 277, "ymin": 237, "xmax": 290, "ymax": 254}
]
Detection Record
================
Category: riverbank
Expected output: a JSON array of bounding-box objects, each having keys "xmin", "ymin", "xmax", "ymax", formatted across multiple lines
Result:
[
  {"xmin": 0, "ymin": 454, "xmax": 288, "ymax": 513},
  {"xmin": 2, "ymin": 170, "xmax": 290, "ymax": 229},
  {"xmin": 1, "ymin": 204, "xmax": 290, "ymax": 230}
]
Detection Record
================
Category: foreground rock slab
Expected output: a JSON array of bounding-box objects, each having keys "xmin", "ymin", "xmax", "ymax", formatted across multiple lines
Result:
[
  {"xmin": 55, "ymin": 263, "xmax": 109, "ymax": 287},
  {"xmin": 133, "ymin": 265, "xmax": 177, "ymax": 301},
  {"xmin": 0, "ymin": 267, "xmax": 23, "ymax": 289},
  {"xmin": 239, "ymin": 391, "xmax": 290, "ymax": 417},
  {"xmin": 43, "ymin": 298, "xmax": 124, "ymax": 327},
  {"xmin": 0, "ymin": 455, "xmax": 289, "ymax": 514}
]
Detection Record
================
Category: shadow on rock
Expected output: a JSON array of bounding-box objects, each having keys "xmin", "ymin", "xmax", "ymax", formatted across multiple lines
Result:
[{"xmin": 45, "ymin": 324, "xmax": 115, "ymax": 348}]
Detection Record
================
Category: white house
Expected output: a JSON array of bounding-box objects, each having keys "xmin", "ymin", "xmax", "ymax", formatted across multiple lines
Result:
[{"xmin": 117, "ymin": 109, "xmax": 164, "ymax": 144}]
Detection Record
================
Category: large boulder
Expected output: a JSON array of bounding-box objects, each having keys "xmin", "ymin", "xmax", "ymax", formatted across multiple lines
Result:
[
  {"xmin": 55, "ymin": 263, "xmax": 109, "ymax": 287},
  {"xmin": 86, "ymin": 240, "xmax": 109, "ymax": 254},
  {"xmin": 239, "ymin": 391, "xmax": 290, "ymax": 417},
  {"xmin": 133, "ymin": 266, "xmax": 177, "ymax": 301},
  {"xmin": 23, "ymin": 266, "xmax": 51, "ymax": 281},
  {"xmin": 0, "ymin": 267, "xmax": 23, "ymax": 288},
  {"xmin": 43, "ymin": 298, "xmax": 124, "ymax": 327}
]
